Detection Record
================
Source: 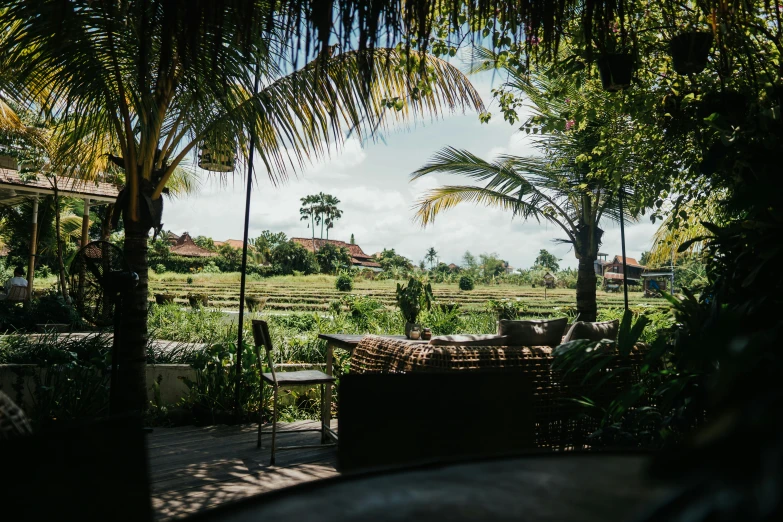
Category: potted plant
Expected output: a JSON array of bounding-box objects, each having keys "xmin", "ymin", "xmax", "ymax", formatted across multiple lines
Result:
[
  {"xmin": 187, "ymin": 293, "xmax": 209, "ymax": 308},
  {"xmin": 597, "ymin": 52, "xmax": 634, "ymax": 92},
  {"xmin": 154, "ymin": 293, "xmax": 176, "ymax": 305},
  {"xmin": 395, "ymin": 277, "xmax": 433, "ymax": 338},
  {"xmin": 246, "ymin": 295, "xmax": 267, "ymax": 312},
  {"xmin": 670, "ymin": 31, "xmax": 713, "ymax": 75}
]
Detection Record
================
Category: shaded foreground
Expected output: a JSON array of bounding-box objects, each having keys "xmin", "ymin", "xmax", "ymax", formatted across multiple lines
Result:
[
  {"xmin": 148, "ymin": 420, "xmax": 338, "ymax": 520},
  {"xmin": 149, "ymin": 420, "xmax": 672, "ymax": 522}
]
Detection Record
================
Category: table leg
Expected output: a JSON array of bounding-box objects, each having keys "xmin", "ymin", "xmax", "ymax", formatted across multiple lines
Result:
[{"xmin": 321, "ymin": 341, "xmax": 337, "ymax": 443}]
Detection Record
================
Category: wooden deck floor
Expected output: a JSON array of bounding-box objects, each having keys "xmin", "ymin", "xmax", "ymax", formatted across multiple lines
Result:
[{"xmin": 147, "ymin": 420, "xmax": 339, "ymax": 521}]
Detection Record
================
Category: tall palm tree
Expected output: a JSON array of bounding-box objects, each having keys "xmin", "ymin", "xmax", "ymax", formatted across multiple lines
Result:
[
  {"xmin": 0, "ymin": 2, "xmax": 483, "ymax": 411},
  {"xmin": 412, "ymin": 149, "xmax": 637, "ymax": 321},
  {"xmin": 299, "ymin": 195, "xmax": 320, "ymax": 250},
  {"xmin": 323, "ymin": 194, "xmax": 342, "ymax": 240},
  {"xmin": 425, "ymin": 247, "xmax": 438, "ymax": 269}
]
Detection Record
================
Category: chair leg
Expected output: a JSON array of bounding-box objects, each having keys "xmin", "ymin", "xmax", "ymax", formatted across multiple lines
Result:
[
  {"xmin": 257, "ymin": 381, "xmax": 265, "ymax": 449},
  {"xmin": 271, "ymin": 385, "xmax": 278, "ymax": 466}
]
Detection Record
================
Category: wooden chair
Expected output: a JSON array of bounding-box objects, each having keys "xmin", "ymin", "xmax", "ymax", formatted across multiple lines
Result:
[
  {"xmin": 6, "ymin": 284, "xmax": 28, "ymax": 302},
  {"xmin": 252, "ymin": 319, "xmax": 335, "ymax": 465}
]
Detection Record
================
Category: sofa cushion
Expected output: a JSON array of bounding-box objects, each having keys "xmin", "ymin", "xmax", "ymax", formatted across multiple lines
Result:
[
  {"xmin": 497, "ymin": 317, "xmax": 569, "ymax": 347},
  {"xmin": 562, "ymin": 319, "xmax": 620, "ymax": 343},
  {"xmin": 429, "ymin": 334, "xmax": 511, "ymax": 346}
]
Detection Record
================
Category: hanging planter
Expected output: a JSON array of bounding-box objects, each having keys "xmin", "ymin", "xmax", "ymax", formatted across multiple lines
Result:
[
  {"xmin": 597, "ymin": 53, "xmax": 634, "ymax": 92},
  {"xmin": 198, "ymin": 138, "xmax": 236, "ymax": 172},
  {"xmin": 670, "ymin": 31, "xmax": 713, "ymax": 75}
]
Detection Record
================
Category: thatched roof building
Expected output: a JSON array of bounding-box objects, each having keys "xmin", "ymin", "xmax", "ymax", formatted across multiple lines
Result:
[{"xmin": 170, "ymin": 232, "xmax": 217, "ymax": 258}]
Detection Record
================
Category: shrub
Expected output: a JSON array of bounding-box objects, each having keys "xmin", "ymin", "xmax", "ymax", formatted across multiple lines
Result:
[
  {"xmin": 201, "ymin": 262, "xmax": 221, "ymax": 274},
  {"xmin": 335, "ymin": 274, "xmax": 353, "ymax": 292},
  {"xmin": 486, "ymin": 298, "xmax": 525, "ymax": 320},
  {"xmin": 154, "ymin": 263, "xmax": 167, "ymax": 274},
  {"xmin": 459, "ymin": 275, "xmax": 475, "ymax": 291}
]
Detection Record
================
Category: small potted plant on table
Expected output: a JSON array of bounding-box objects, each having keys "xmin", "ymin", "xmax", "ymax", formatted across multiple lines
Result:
[{"xmin": 396, "ymin": 277, "xmax": 433, "ymax": 339}]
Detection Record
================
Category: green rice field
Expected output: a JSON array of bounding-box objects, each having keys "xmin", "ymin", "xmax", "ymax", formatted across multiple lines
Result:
[{"xmin": 148, "ymin": 273, "xmax": 657, "ymax": 315}]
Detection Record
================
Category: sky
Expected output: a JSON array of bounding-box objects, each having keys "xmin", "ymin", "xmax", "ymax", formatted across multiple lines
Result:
[{"xmin": 163, "ymin": 71, "xmax": 658, "ymax": 270}]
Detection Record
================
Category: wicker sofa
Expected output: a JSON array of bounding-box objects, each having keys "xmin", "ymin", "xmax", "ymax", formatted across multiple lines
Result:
[{"xmin": 349, "ymin": 335, "xmax": 647, "ymax": 451}]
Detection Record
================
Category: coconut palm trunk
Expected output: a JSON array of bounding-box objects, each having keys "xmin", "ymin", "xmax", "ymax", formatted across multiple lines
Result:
[
  {"xmin": 116, "ymin": 219, "xmax": 150, "ymax": 412},
  {"xmin": 575, "ymin": 254, "xmax": 598, "ymax": 322}
]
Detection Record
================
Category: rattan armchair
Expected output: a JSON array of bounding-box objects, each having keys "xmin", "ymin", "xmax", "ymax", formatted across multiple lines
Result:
[{"xmin": 252, "ymin": 319, "xmax": 335, "ymax": 465}]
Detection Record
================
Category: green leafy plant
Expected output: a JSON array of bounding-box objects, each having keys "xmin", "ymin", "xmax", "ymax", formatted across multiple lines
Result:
[
  {"xmin": 335, "ymin": 273, "xmax": 353, "ymax": 292},
  {"xmin": 154, "ymin": 263, "xmax": 167, "ymax": 274},
  {"xmin": 459, "ymin": 275, "xmax": 475, "ymax": 291},
  {"xmin": 486, "ymin": 298, "xmax": 526, "ymax": 320},
  {"xmin": 395, "ymin": 277, "xmax": 433, "ymax": 325}
]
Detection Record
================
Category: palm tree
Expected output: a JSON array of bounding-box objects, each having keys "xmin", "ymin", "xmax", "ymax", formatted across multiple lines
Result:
[
  {"xmin": 0, "ymin": 2, "xmax": 483, "ymax": 411},
  {"xmin": 425, "ymin": 247, "xmax": 438, "ymax": 269},
  {"xmin": 412, "ymin": 148, "xmax": 638, "ymax": 321},
  {"xmin": 323, "ymin": 195, "xmax": 342, "ymax": 240},
  {"xmin": 300, "ymin": 195, "xmax": 320, "ymax": 250}
]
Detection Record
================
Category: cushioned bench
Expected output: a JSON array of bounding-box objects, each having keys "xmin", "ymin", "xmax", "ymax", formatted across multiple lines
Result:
[{"xmin": 349, "ymin": 335, "xmax": 647, "ymax": 452}]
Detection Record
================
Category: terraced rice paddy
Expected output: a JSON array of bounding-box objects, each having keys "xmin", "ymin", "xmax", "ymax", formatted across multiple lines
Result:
[{"xmin": 148, "ymin": 273, "xmax": 657, "ymax": 315}]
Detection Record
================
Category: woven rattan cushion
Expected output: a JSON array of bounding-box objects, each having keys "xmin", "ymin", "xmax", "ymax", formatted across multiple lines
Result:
[
  {"xmin": 351, "ymin": 335, "xmax": 553, "ymax": 374},
  {"xmin": 563, "ymin": 319, "xmax": 620, "ymax": 343},
  {"xmin": 497, "ymin": 317, "xmax": 569, "ymax": 346},
  {"xmin": 0, "ymin": 391, "xmax": 33, "ymax": 440},
  {"xmin": 429, "ymin": 334, "xmax": 511, "ymax": 346}
]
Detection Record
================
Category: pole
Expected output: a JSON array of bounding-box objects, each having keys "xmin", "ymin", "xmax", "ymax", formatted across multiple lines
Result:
[
  {"xmin": 618, "ymin": 190, "xmax": 629, "ymax": 311},
  {"xmin": 81, "ymin": 198, "xmax": 91, "ymax": 247},
  {"xmin": 26, "ymin": 196, "xmax": 39, "ymax": 301},
  {"xmin": 235, "ymin": 58, "xmax": 262, "ymax": 420}
]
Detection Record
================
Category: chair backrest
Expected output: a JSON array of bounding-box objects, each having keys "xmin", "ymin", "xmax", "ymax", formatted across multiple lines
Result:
[
  {"xmin": 6, "ymin": 284, "xmax": 28, "ymax": 302},
  {"xmin": 251, "ymin": 319, "xmax": 273, "ymax": 353}
]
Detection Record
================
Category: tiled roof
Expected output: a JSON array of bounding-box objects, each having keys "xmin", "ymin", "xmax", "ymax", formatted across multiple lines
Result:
[
  {"xmin": 0, "ymin": 167, "xmax": 120, "ymax": 204},
  {"xmin": 214, "ymin": 239, "xmax": 246, "ymax": 249},
  {"xmin": 292, "ymin": 237, "xmax": 382, "ymax": 268},
  {"xmin": 611, "ymin": 255, "xmax": 644, "ymax": 268}
]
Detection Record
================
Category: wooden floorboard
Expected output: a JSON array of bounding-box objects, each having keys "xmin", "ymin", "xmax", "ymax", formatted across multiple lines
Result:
[{"xmin": 147, "ymin": 420, "xmax": 339, "ymax": 521}]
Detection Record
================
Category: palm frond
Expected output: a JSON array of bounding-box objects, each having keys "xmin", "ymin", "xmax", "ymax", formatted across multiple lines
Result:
[{"xmin": 413, "ymin": 185, "xmax": 544, "ymax": 227}]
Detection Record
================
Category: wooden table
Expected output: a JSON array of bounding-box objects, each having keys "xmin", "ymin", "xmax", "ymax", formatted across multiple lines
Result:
[{"xmin": 317, "ymin": 334, "xmax": 412, "ymax": 442}]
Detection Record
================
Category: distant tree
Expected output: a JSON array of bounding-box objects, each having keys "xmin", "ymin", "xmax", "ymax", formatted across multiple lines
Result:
[
  {"xmin": 217, "ymin": 244, "xmax": 242, "ymax": 271},
  {"xmin": 533, "ymin": 249, "xmax": 560, "ymax": 272},
  {"xmin": 378, "ymin": 249, "xmax": 413, "ymax": 271},
  {"xmin": 252, "ymin": 230, "xmax": 287, "ymax": 262},
  {"xmin": 462, "ymin": 251, "xmax": 478, "ymax": 270},
  {"xmin": 321, "ymin": 194, "xmax": 342, "ymax": 240},
  {"xmin": 419, "ymin": 260, "xmax": 426, "ymax": 270},
  {"xmin": 316, "ymin": 243, "xmax": 351, "ymax": 274},
  {"xmin": 269, "ymin": 240, "xmax": 318, "ymax": 275},
  {"xmin": 639, "ymin": 251, "xmax": 652, "ymax": 267},
  {"xmin": 299, "ymin": 195, "xmax": 320, "ymax": 248},
  {"xmin": 480, "ymin": 253, "xmax": 506, "ymax": 277},
  {"xmin": 425, "ymin": 247, "xmax": 438, "ymax": 269},
  {"xmin": 194, "ymin": 236, "xmax": 217, "ymax": 252},
  {"xmin": 350, "ymin": 233, "xmax": 355, "ymax": 245}
]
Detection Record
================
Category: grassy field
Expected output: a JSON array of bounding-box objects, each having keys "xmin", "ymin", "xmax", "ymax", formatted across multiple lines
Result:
[{"xmin": 148, "ymin": 272, "xmax": 656, "ymax": 315}]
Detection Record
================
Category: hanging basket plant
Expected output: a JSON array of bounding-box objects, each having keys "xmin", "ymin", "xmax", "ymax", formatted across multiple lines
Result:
[
  {"xmin": 198, "ymin": 134, "xmax": 236, "ymax": 172},
  {"xmin": 597, "ymin": 52, "xmax": 635, "ymax": 92},
  {"xmin": 670, "ymin": 31, "xmax": 713, "ymax": 75}
]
